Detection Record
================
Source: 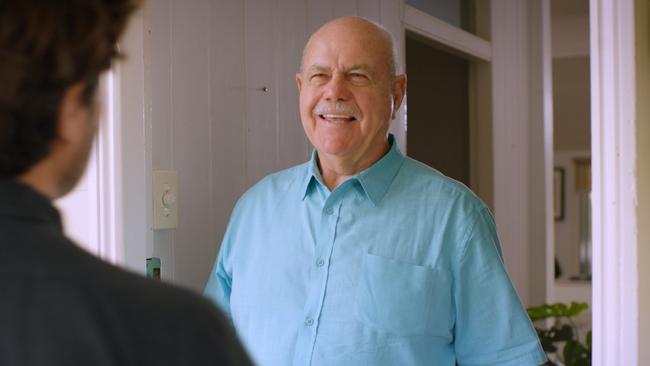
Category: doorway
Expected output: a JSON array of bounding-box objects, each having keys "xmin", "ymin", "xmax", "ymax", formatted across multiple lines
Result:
[{"xmin": 405, "ymin": 32, "xmax": 471, "ymax": 186}]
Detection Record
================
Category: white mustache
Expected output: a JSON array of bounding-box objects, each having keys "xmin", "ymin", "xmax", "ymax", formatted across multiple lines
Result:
[{"xmin": 313, "ymin": 102, "xmax": 360, "ymax": 119}]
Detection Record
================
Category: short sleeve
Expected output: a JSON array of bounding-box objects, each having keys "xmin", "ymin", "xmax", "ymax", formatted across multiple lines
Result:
[
  {"xmin": 453, "ymin": 208, "xmax": 547, "ymax": 366},
  {"xmin": 204, "ymin": 223, "xmax": 235, "ymax": 320}
]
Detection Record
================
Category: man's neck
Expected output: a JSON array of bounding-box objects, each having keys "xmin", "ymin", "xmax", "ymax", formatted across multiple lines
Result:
[
  {"xmin": 317, "ymin": 140, "xmax": 390, "ymax": 191},
  {"xmin": 17, "ymin": 163, "xmax": 60, "ymax": 200}
]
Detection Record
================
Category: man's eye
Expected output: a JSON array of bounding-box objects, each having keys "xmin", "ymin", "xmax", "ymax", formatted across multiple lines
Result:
[
  {"xmin": 310, "ymin": 73, "xmax": 327, "ymax": 80},
  {"xmin": 349, "ymin": 73, "xmax": 369, "ymax": 81}
]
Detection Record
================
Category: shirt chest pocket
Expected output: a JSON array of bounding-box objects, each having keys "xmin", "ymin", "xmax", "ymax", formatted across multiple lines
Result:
[{"xmin": 354, "ymin": 253, "xmax": 453, "ymax": 338}]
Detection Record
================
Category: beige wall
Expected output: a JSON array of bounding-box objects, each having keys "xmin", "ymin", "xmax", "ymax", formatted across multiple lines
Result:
[
  {"xmin": 553, "ymin": 57, "xmax": 590, "ymax": 152},
  {"xmin": 637, "ymin": 0, "xmax": 650, "ymax": 362}
]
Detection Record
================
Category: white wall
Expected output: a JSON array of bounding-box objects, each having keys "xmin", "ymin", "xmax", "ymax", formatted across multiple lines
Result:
[
  {"xmin": 491, "ymin": 0, "xmax": 554, "ymax": 306},
  {"xmin": 54, "ymin": 146, "xmax": 100, "ymax": 255},
  {"xmin": 143, "ymin": 0, "xmax": 405, "ymax": 291}
]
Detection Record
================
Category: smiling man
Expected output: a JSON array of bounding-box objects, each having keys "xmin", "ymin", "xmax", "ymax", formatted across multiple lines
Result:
[{"xmin": 205, "ymin": 17, "xmax": 546, "ymax": 366}]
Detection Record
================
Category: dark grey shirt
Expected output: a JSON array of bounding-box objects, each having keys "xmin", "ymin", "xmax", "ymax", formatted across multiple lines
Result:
[{"xmin": 0, "ymin": 179, "xmax": 252, "ymax": 366}]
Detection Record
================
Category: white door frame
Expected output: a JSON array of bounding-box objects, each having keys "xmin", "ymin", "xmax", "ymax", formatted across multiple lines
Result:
[
  {"xmin": 590, "ymin": 0, "xmax": 639, "ymax": 364},
  {"xmin": 403, "ymin": 5, "xmax": 492, "ymax": 62},
  {"xmin": 103, "ymin": 8, "xmax": 152, "ymax": 274}
]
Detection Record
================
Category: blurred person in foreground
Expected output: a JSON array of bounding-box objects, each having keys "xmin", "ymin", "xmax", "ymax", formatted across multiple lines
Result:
[
  {"xmin": 205, "ymin": 16, "xmax": 546, "ymax": 366},
  {"xmin": 0, "ymin": 1, "xmax": 251, "ymax": 365}
]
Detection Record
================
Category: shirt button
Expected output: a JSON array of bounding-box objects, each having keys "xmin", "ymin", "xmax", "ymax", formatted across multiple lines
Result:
[
  {"xmin": 316, "ymin": 258, "xmax": 325, "ymax": 267},
  {"xmin": 324, "ymin": 207, "xmax": 333, "ymax": 215},
  {"xmin": 305, "ymin": 318, "xmax": 314, "ymax": 327}
]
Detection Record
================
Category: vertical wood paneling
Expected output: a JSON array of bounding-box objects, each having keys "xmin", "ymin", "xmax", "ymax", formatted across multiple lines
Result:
[
  {"xmin": 491, "ymin": 0, "xmax": 530, "ymax": 304},
  {"xmin": 150, "ymin": 0, "xmax": 173, "ymax": 170},
  {"xmin": 210, "ymin": 0, "xmax": 247, "ymax": 276},
  {"xmin": 170, "ymin": 0, "xmax": 212, "ymax": 291},
  {"xmin": 380, "ymin": 0, "xmax": 407, "ymax": 152},
  {"xmin": 357, "ymin": 0, "xmax": 382, "ymax": 21},
  {"xmin": 149, "ymin": 0, "xmax": 174, "ymax": 280},
  {"xmin": 245, "ymin": 0, "xmax": 280, "ymax": 185},
  {"xmin": 333, "ymin": 0, "xmax": 358, "ymax": 17},
  {"xmin": 307, "ymin": 0, "xmax": 334, "ymax": 34},
  {"xmin": 277, "ymin": 0, "xmax": 310, "ymax": 167}
]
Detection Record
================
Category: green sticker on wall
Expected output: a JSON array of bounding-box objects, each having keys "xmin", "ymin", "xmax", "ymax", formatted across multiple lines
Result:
[{"xmin": 146, "ymin": 257, "xmax": 161, "ymax": 280}]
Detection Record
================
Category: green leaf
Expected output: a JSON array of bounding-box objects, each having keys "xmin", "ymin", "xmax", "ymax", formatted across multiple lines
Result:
[
  {"xmin": 527, "ymin": 304, "xmax": 556, "ymax": 322},
  {"xmin": 550, "ymin": 324, "xmax": 574, "ymax": 342},
  {"xmin": 567, "ymin": 302, "xmax": 589, "ymax": 317},
  {"xmin": 564, "ymin": 340, "xmax": 589, "ymax": 366}
]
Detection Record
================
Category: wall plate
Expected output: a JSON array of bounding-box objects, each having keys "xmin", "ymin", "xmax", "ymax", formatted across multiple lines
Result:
[{"xmin": 152, "ymin": 170, "xmax": 178, "ymax": 229}]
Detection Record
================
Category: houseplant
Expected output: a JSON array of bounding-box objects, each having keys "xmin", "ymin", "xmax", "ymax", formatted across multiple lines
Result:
[{"xmin": 527, "ymin": 302, "xmax": 591, "ymax": 366}]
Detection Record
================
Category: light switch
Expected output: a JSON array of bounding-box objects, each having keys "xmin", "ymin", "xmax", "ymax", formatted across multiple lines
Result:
[{"xmin": 153, "ymin": 170, "xmax": 178, "ymax": 229}]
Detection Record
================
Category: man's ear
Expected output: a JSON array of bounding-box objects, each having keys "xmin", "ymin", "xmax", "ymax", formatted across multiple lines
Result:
[
  {"xmin": 296, "ymin": 73, "xmax": 303, "ymax": 93},
  {"xmin": 56, "ymin": 82, "xmax": 88, "ymax": 144},
  {"xmin": 391, "ymin": 74, "xmax": 406, "ymax": 120}
]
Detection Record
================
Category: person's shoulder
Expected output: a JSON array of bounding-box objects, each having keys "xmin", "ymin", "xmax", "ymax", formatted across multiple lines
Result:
[{"xmin": 398, "ymin": 156, "xmax": 487, "ymax": 213}]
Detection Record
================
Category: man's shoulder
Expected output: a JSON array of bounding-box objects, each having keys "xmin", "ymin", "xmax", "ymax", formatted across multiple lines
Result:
[
  {"xmin": 398, "ymin": 156, "xmax": 487, "ymax": 211},
  {"xmin": 0, "ymin": 230, "xmax": 251, "ymax": 365}
]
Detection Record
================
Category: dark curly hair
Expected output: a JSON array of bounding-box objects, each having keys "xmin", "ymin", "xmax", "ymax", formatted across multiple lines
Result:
[{"xmin": 0, "ymin": 0, "xmax": 140, "ymax": 178}]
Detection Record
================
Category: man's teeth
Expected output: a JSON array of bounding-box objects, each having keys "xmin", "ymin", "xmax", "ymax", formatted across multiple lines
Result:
[{"xmin": 321, "ymin": 114, "xmax": 353, "ymax": 120}]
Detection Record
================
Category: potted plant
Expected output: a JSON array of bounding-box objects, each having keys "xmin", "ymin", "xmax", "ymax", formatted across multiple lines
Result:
[{"xmin": 527, "ymin": 302, "xmax": 591, "ymax": 366}]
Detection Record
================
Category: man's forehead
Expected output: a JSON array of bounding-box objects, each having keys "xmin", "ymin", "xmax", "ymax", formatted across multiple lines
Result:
[
  {"xmin": 302, "ymin": 38, "xmax": 384, "ymax": 70},
  {"xmin": 305, "ymin": 63, "xmax": 375, "ymax": 74}
]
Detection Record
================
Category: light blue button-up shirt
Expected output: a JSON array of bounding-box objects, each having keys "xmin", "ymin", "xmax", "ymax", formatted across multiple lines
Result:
[{"xmin": 205, "ymin": 135, "xmax": 546, "ymax": 366}]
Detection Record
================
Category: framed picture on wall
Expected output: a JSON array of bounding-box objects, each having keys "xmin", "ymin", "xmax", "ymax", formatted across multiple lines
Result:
[{"xmin": 554, "ymin": 167, "xmax": 565, "ymax": 221}]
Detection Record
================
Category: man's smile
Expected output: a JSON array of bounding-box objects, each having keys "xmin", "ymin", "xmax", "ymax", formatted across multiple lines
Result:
[{"xmin": 318, "ymin": 113, "xmax": 357, "ymax": 124}]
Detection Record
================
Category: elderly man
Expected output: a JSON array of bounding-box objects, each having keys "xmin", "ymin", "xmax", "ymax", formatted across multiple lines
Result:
[
  {"xmin": 0, "ymin": 1, "xmax": 251, "ymax": 365},
  {"xmin": 205, "ymin": 17, "xmax": 546, "ymax": 366}
]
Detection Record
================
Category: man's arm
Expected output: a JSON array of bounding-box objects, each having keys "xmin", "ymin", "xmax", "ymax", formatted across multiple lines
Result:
[
  {"xmin": 204, "ymin": 249, "xmax": 233, "ymax": 320},
  {"xmin": 452, "ymin": 208, "xmax": 547, "ymax": 366}
]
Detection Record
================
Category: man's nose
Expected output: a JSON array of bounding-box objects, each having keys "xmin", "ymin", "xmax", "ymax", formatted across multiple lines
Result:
[{"xmin": 323, "ymin": 73, "xmax": 351, "ymax": 101}]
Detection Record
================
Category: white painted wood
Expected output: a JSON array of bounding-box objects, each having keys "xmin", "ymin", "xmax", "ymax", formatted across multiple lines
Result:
[
  {"xmin": 490, "ymin": 0, "xmax": 531, "ymax": 305},
  {"xmin": 169, "ymin": 0, "xmax": 214, "ymax": 291},
  {"xmin": 468, "ymin": 0, "xmax": 493, "ymax": 209},
  {"xmin": 357, "ymin": 0, "xmax": 381, "ymax": 22},
  {"xmin": 541, "ymin": 0, "xmax": 556, "ymax": 309},
  {"xmin": 307, "ymin": 0, "xmax": 334, "ymax": 35},
  {"xmin": 277, "ymin": 0, "xmax": 311, "ymax": 166},
  {"xmin": 114, "ymin": 7, "xmax": 152, "ymax": 274},
  {"xmin": 245, "ymin": 0, "xmax": 280, "ymax": 186},
  {"xmin": 403, "ymin": 5, "xmax": 492, "ymax": 62},
  {"xmin": 209, "ymin": 0, "xmax": 247, "ymax": 287},
  {"xmin": 381, "ymin": 0, "xmax": 406, "ymax": 153},
  {"xmin": 96, "ymin": 72, "xmax": 122, "ymax": 263},
  {"xmin": 590, "ymin": 0, "xmax": 639, "ymax": 364},
  {"xmin": 526, "ymin": 0, "xmax": 554, "ymax": 307},
  {"xmin": 149, "ymin": 0, "xmax": 174, "ymax": 280},
  {"xmin": 333, "ymin": 0, "xmax": 357, "ymax": 17}
]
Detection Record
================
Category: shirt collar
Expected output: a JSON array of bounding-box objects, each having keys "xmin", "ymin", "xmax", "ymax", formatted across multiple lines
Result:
[
  {"xmin": 0, "ymin": 179, "xmax": 63, "ymax": 231},
  {"xmin": 300, "ymin": 134, "xmax": 405, "ymax": 206}
]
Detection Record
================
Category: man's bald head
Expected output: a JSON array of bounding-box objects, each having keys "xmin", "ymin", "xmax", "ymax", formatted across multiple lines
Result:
[{"xmin": 301, "ymin": 16, "xmax": 398, "ymax": 79}]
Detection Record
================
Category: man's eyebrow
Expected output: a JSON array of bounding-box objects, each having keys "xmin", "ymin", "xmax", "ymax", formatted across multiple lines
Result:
[{"xmin": 305, "ymin": 65, "xmax": 330, "ymax": 74}]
